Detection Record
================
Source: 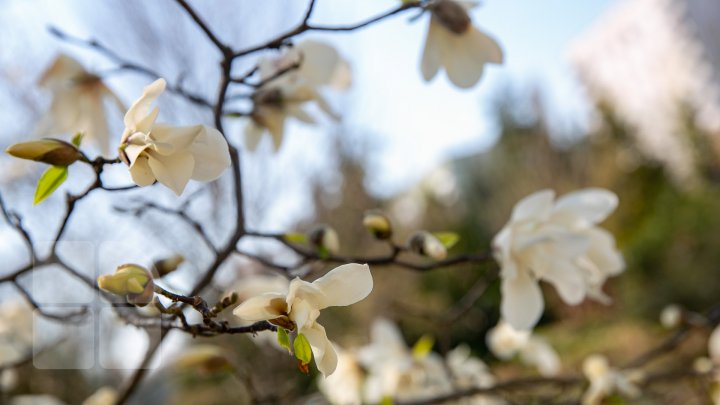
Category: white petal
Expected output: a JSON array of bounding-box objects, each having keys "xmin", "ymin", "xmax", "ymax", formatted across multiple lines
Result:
[
  {"xmin": 535, "ymin": 257, "xmax": 586, "ymax": 305},
  {"xmin": 149, "ymin": 124, "xmax": 202, "ymax": 156},
  {"xmin": 189, "ymin": 125, "xmax": 231, "ymax": 181},
  {"xmin": 492, "ymin": 227, "xmax": 519, "ymax": 279},
  {"xmin": 420, "ymin": 18, "xmax": 443, "ymax": 82},
  {"xmin": 297, "ymin": 40, "xmax": 341, "ymax": 87},
  {"xmin": 709, "ymin": 325, "xmax": 720, "ymax": 362},
  {"xmin": 232, "ymin": 293, "xmax": 288, "ymax": 322},
  {"xmin": 511, "ymin": 189, "xmax": 555, "ymax": 222},
  {"xmin": 289, "ymin": 298, "xmax": 320, "ymax": 332},
  {"xmin": 329, "ymin": 58, "xmax": 352, "ymax": 90},
  {"xmin": 501, "ymin": 270, "xmax": 544, "ymax": 331},
  {"xmin": 288, "ymin": 107, "xmax": 316, "ymax": 125},
  {"xmin": 244, "ymin": 121, "xmax": 265, "ymax": 151},
  {"xmin": 124, "ymin": 79, "xmax": 166, "ymax": 131},
  {"xmin": 38, "ymin": 54, "xmax": 86, "ymax": 89},
  {"xmin": 436, "ymin": 26, "xmax": 492, "ymax": 88},
  {"xmin": 302, "ymin": 323, "xmax": 338, "ymax": 376},
  {"xmin": 124, "ymin": 144, "xmax": 151, "ymax": 166},
  {"xmin": 147, "ymin": 150, "xmax": 194, "ymax": 196},
  {"xmin": 128, "ymin": 155, "xmax": 156, "ymax": 187},
  {"xmin": 521, "ymin": 337, "xmax": 561, "ymax": 376},
  {"xmin": 553, "ymin": 188, "xmax": 618, "ymax": 225},
  {"xmin": 312, "ymin": 263, "xmax": 373, "ymax": 309},
  {"xmin": 584, "ymin": 228, "xmax": 625, "ymax": 276}
]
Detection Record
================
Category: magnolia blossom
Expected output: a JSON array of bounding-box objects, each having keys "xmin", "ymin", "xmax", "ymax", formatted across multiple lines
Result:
[
  {"xmin": 119, "ymin": 79, "xmax": 231, "ymax": 195},
  {"xmin": 317, "ymin": 347, "xmax": 365, "ymax": 405},
  {"xmin": 357, "ymin": 318, "xmax": 452, "ymax": 403},
  {"xmin": 81, "ymin": 387, "xmax": 117, "ymax": 405},
  {"xmin": 446, "ymin": 345, "xmax": 502, "ymax": 405},
  {"xmin": 232, "ymin": 263, "xmax": 372, "ymax": 376},
  {"xmin": 493, "ymin": 188, "xmax": 625, "ymax": 330},
  {"xmin": 257, "ymin": 39, "xmax": 351, "ymax": 90},
  {"xmin": 486, "ymin": 320, "xmax": 560, "ymax": 376},
  {"xmin": 581, "ymin": 354, "xmax": 642, "ymax": 405},
  {"xmin": 245, "ymin": 41, "xmax": 348, "ymax": 152},
  {"xmin": 420, "ymin": 0, "xmax": 503, "ymax": 88},
  {"xmin": 37, "ymin": 54, "xmax": 124, "ymax": 155}
]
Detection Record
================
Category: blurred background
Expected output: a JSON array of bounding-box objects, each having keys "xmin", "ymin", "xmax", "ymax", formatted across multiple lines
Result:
[{"xmin": 2, "ymin": 0, "xmax": 720, "ymax": 403}]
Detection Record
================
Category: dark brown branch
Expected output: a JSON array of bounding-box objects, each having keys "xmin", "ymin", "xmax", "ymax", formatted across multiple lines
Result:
[
  {"xmin": 231, "ymin": 2, "xmax": 421, "ymax": 59},
  {"xmin": 174, "ymin": 0, "xmax": 231, "ymax": 54}
]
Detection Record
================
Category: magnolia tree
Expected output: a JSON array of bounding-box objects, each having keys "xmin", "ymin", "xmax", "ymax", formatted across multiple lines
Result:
[{"xmin": 1, "ymin": 1, "xmax": 720, "ymax": 404}]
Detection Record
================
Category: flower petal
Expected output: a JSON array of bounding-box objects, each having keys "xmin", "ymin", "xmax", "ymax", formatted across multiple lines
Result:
[
  {"xmin": 147, "ymin": 150, "xmax": 194, "ymax": 196},
  {"xmin": 232, "ymin": 293, "xmax": 288, "ymax": 322},
  {"xmin": 128, "ymin": 155, "xmax": 156, "ymax": 187},
  {"xmin": 511, "ymin": 189, "xmax": 555, "ymax": 222},
  {"xmin": 149, "ymin": 124, "xmax": 201, "ymax": 156},
  {"xmin": 189, "ymin": 125, "xmax": 231, "ymax": 181},
  {"xmin": 420, "ymin": 18, "xmax": 443, "ymax": 82},
  {"xmin": 244, "ymin": 121, "xmax": 265, "ymax": 151},
  {"xmin": 501, "ymin": 270, "xmax": 544, "ymax": 331},
  {"xmin": 38, "ymin": 54, "xmax": 86, "ymax": 89},
  {"xmin": 302, "ymin": 323, "xmax": 338, "ymax": 376},
  {"xmin": 312, "ymin": 263, "xmax": 373, "ymax": 309},
  {"xmin": 296, "ymin": 40, "xmax": 341, "ymax": 87},
  {"xmin": 124, "ymin": 79, "xmax": 166, "ymax": 131},
  {"xmin": 553, "ymin": 188, "xmax": 618, "ymax": 225}
]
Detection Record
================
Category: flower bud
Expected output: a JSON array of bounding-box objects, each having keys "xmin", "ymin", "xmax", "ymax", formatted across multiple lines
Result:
[
  {"xmin": 97, "ymin": 264, "xmax": 154, "ymax": 307},
  {"xmin": 151, "ymin": 254, "xmax": 185, "ymax": 277},
  {"xmin": 363, "ymin": 211, "xmax": 393, "ymax": 240},
  {"xmin": 6, "ymin": 138, "xmax": 83, "ymax": 166},
  {"xmin": 309, "ymin": 225, "xmax": 340, "ymax": 255},
  {"xmin": 430, "ymin": 0, "xmax": 471, "ymax": 35},
  {"xmin": 408, "ymin": 231, "xmax": 447, "ymax": 260}
]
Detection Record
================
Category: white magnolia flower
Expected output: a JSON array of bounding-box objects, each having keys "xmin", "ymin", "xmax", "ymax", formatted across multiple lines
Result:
[
  {"xmin": 581, "ymin": 354, "xmax": 642, "ymax": 405},
  {"xmin": 37, "ymin": 54, "xmax": 125, "ymax": 155},
  {"xmin": 318, "ymin": 347, "xmax": 364, "ymax": 405},
  {"xmin": 232, "ymin": 263, "xmax": 373, "ymax": 376},
  {"xmin": 493, "ymin": 188, "xmax": 624, "ymax": 330},
  {"xmin": 358, "ymin": 318, "xmax": 451, "ymax": 403},
  {"xmin": 446, "ymin": 345, "xmax": 502, "ymax": 405},
  {"xmin": 119, "ymin": 79, "xmax": 231, "ymax": 195},
  {"xmin": 258, "ymin": 39, "xmax": 351, "ymax": 90},
  {"xmin": 246, "ymin": 40, "xmax": 349, "ymax": 152},
  {"xmin": 486, "ymin": 320, "xmax": 560, "ymax": 376},
  {"xmin": 420, "ymin": 0, "xmax": 503, "ymax": 88},
  {"xmin": 710, "ymin": 324, "xmax": 720, "ymax": 364}
]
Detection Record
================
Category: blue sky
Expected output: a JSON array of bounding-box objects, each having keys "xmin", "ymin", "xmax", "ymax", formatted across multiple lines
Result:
[{"xmin": 301, "ymin": 0, "xmax": 617, "ymax": 195}]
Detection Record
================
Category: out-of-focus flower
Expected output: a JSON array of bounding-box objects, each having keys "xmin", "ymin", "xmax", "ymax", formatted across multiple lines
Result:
[
  {"xmin": 245, "ymin": 40, "xmax": 349, "ymax": 152},
  {"xmin": 244, "ymin": 83, "xmax": 337, "ymax": 152},
  {"xmin": 358, "ymin": 318, "xmax": 452, "ymax": 403},
  {"xmin": 233, "ymin": 264, "xmax": 373, "ymax": 376},
  {"xmin": 318, "ymin": 347, "xmax": 365, "ymax": 405},
  {"xmin": 37, "ymin": 54, "xmax": 125, "ymax": 155},
  {"xmin": 119, "ymin": 79, "xmax": 231, "ymax": 195},
  {"xmin": 0, "ymin": 301, "xmax": 34, "ymax": 365},
  {"xmin": 660, "ymin": 304, "xmax": 683, "ymax": 329},
  {"xmin": 446, "ymin": 345, "xmax": 502, "ymax": 405},
  {"xmin": 173, "ymin": 345, "xmax": 234, "ymax": 375},
  {"xmin": 0, "ymin": 369, "xmax": 18, "ymax": 392},
  {"xmin": 151, "ymin": 254, "xmax": 185, "ymax": 278},
  {"xmin": 363, "ymin": 211, "xmax": 393, "ymax": 240},
  {"xmin": 10, "ymin": 395, "xmax": 68, "ymax": 405},
  {"xmin": 581, "ymin": 354, "xmax": 642, "ymax": 405},
  {"xmin": 258, "ymin": 40, "xmax": 351, "ymax": 90},
  {"xmin": 710, "ymin": 324, "xmax": 720, "ymax": 364},
  {"xmin": 408, "ymin": 231, "xmax": 447, "ymax": 260},
  {"xmin": 493, "ymin": 188, "xmax": 624, "ymax": 330},
  {"xmin": 81, "ymin": 387, "xmax": 117, "ymax": 405},
  {"xmin": 310, "ymin": 225, "xmax": 340, "ymax": 255},
  {"xmin": 420, "ymin": 0, "xmax": 503, "ymax": 88},
  {"xmin": 486, "ymin": 321, "xmax": 561, "ymax": 376}
]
